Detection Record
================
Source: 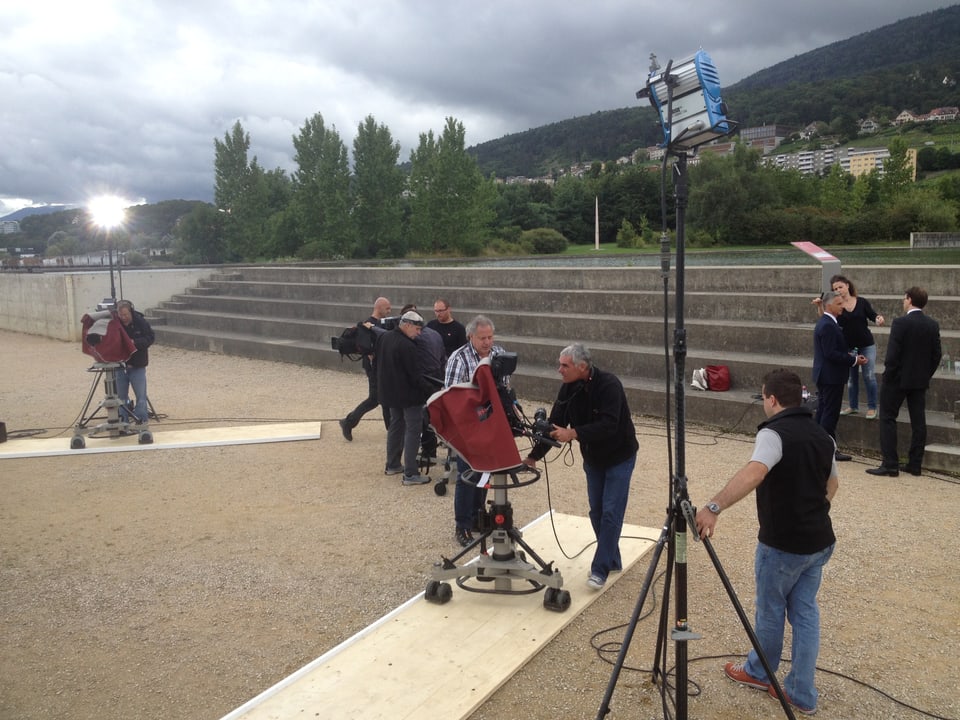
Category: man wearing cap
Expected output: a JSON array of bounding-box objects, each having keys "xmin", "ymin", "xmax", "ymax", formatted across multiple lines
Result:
[{"xmin": 377, "ymin": 311, "xmax": 435, "ymax": 485}]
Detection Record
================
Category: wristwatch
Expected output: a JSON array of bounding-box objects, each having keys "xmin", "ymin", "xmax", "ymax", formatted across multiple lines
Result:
[{"xmin": 705, "ymin": 502, "xmax": 721, "ymax": 514}]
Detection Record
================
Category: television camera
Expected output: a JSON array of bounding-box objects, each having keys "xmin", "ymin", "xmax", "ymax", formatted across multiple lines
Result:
[
  {"xmin": 424, "ymin": 352, "xmax": 570, "ymax": 612},
  {"xmin": 490, "ymin": 352, "xmax": 560, "ymax": 450}
]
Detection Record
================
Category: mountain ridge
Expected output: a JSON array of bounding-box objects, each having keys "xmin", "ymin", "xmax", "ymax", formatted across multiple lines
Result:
[{"xmin": 468, "ymin": 5, "xmax": 960, "ymax": 178}]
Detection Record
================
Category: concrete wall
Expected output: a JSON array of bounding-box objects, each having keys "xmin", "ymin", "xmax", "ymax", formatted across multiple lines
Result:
[{"xmin": 0, "ymin": 268, "xmax": 216, "ymax": 341}]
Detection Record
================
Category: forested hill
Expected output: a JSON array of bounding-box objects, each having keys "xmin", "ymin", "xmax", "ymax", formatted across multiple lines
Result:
[{"xmin": 468, "ymin": 5, "xmax": 960, "ymax": 178}]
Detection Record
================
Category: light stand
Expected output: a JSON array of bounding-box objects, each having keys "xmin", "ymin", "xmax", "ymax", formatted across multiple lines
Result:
[
  {"xmin": 596, "ymin": 52, "xmax": 796, "ymax": 719},
  {"xmin": 89, "ymin": 195, "xmax": 127, "ymax": 309}
]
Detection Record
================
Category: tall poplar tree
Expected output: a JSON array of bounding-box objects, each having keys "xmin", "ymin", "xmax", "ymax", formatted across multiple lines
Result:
[
  {"xmin": 406, "ymin": 117, "xmax": 495, "ymax": 255},
  {"xmin": 292, "ymin": 113, "xmax": 353, "ymax": 258},
  {"xmin": 352, "ymin": 115, "xmax": 405, "ymax": 258},
  {"xmin": 213, "ymin": 121, "xmax": 290, "ymax": 260}
]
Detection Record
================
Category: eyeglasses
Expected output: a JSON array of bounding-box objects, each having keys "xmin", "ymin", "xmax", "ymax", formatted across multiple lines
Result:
[{"xmin": 433, "ymin": 307, "xmax": 448, "ymax": 313}]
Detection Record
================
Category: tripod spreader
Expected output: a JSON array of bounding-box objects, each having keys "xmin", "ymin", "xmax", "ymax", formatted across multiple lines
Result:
[{"xmin": 425, "ymin": 466, "xmax": 571, "ymax": 613}]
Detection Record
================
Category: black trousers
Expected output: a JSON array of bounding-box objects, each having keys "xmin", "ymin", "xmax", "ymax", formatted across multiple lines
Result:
[
  {"xmin": 345, "ymin": 366, "xmax": 389, "ymax": 430},
  {"xmin": 878, "ymin": 382, "xmax": 927, "ymax": 469},
  {"xmin": 815, "ymin": 382, "xmax": 844, "ymax": 441}
]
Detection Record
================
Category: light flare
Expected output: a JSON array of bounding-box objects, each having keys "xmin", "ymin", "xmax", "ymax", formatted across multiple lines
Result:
[{"xmin": 88, "ymin": 195, "xmax": 128, "ymax": 229}]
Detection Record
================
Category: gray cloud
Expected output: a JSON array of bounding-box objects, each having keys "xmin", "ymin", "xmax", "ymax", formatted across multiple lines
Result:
[{"xmin": 0, "ymin": 1, "xmax": 949, "ymax": 216}]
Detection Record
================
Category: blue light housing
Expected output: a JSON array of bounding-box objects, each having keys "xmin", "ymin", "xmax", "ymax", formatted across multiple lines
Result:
[{"xmin": 641, "ymin": 49, "xmax": 731, "ymax": 150}]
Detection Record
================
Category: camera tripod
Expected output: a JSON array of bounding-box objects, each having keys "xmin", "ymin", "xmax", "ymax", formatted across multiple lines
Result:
[
  {"xmin": 71, "ymin": 362, "xmax": 154, "ymax": 449},
  {"xmin": 596, "ymin": 150, "xmax": 798, "ymax": 719},
  {"xmin": 424, "ymin": 465, "xmax": 571, "ymax": 613}
]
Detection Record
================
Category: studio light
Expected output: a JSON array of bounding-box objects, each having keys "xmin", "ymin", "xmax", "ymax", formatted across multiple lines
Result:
[{"xmin": 638, "ymin": 49, "xmax": 732, "ymax": 151}]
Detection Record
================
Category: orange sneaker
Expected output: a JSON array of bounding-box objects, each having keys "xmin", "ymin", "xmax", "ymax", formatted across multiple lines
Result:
[{"xmin": 723, "ymin": 661, "xmax": 769, "ymax": 691}]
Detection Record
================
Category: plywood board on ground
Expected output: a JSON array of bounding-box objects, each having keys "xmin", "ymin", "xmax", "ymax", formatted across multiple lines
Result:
[
  {"xmin": 225, "ymin": 512, "xmax": 657, "ymax": 720},
  {"xmin": 0, "ymin": 422, "xmax": 321, "ymax": 459}
]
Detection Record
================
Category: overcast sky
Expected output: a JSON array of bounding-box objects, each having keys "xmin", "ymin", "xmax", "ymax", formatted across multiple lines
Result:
[{"xmin": 0, "ymin": 1, "xmax": 951, "ymax": 216}]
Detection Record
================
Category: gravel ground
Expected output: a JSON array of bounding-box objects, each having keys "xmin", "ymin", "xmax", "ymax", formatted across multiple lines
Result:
[{"xmin": 0, "ymin": 329, "xmax": 957, "ymax": 720}]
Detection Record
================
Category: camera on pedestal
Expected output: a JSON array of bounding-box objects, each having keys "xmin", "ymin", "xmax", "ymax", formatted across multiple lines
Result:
[
  {"xmin": 423, "ymin": 352, "xmax": 570, "ymax": 612},
  {"xmin": 70, "ymin": 309, "xmax": 153, "ymax": 449}
]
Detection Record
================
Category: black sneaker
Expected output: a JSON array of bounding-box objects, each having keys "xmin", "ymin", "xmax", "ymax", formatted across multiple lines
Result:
[
  {"xmin": 455, "ymin": 527, "xmax": 474, "ymax": 547},
  {"xmin": 339, "ymin": 419, "xmax": 353, "ymax": 442}
]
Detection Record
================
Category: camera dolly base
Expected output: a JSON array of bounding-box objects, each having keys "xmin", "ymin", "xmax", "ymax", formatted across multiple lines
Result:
[
  {"xmin": 425, "ymin": 467, "xmax": 571, "ymax": 613},
  {"xmin": 71, "ymin": 362, "xmax": 153, "ymax": 449}
]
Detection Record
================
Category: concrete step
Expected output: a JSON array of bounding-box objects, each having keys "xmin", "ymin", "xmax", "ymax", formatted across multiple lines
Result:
[
  {"xmin": 183, "ymin": 278, "xmax": 960, "ymax": 327},
  {"xmin": 150, "ymin": 263, "xmax": 960, "ymax": 471},
  {"xmin": 924, "ymin": 444, "xmax": 960, "ymax": 475},
  {"xmin": 227, "ymin": 264, "xmax": 960, "ymax": 298},
  {"xmin": 152, "ymin": 325, "xmax": 959, "ymax": 460}
]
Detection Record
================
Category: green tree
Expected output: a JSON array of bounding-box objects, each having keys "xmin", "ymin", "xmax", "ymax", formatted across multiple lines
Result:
[
  {"xmin": 352, "ymin": 115, "xmax": 405, "ymax": 258},
  {"xmin": 819, "ymin": 164, "xmax": 853, "ymax": 213},
  {"xmin": 213, "ymin": 121, "xmax": 289, "ymax": 260},
  {"xmin": 406, "ymin": 117, "xmax": 495, "ymax": 255},
  {"xmin": 214, "ymin": 121, "xmax": 251, "ymax": 213},
  {"xmin": 292, "ymin": 113, "xmax": 354, "ymax": 258},
  {"xmin": 552, "ymin": 174, "xmax": 593, "ymax": 243},
  {"xmin": 615, "ymin": 219, "xmax": 640, "ymax": 248},
  {"xmin": 880, "ymin": 138, "xmax": 915, "ymax": 201},
  {"xmin": 175, "ymin": 203, "xmax": 229, "ymax": 263}
]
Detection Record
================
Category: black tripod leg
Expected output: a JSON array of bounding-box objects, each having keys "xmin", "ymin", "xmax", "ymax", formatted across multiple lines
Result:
[
  {"xmin": 700, "ymin": 536, "xmax": 796, "ymax": 719},
  {"xmin": 596, "ymin": 513, "xmax": 670, "ymax": 720},
  {"xmin": 651, "ymin": 518, "xmax": 675, "ymax": 693},
  {"xmin": 78, "ymin": 370, "xmax": 105, "ymax": 428}
]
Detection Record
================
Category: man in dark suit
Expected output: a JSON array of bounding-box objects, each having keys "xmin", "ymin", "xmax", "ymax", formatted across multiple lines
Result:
[
  {"xmin": 866, "ymin": 287, "xmax": 942, "ymax": 477},
  {"xmin": 813, "ymin": 291, "xmax": 866, "ymax": 461}
]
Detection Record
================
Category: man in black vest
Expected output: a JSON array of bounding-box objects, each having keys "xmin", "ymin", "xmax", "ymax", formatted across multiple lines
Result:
[
  {"xmin": 696, "ymin": 368, "xmax": 837, "ymax": 717},
  {"xmin": 866, "ymin": 286, "xmax": 942, "ymax": 477}
]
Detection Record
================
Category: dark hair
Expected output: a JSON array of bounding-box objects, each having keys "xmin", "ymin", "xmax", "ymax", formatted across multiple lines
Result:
[
  {"xmin": 829, "ymin": 274, "xmax": 857, "ymax": 297},
  {"xmin": 905, "ymin": 286, "xmax": 928, "ymax": 309},
  {"xmin": 400, "ymin": 303, "xmax": 417, "ymax": 314},
  {"xmin": 762, "ymin": 368, "xmax": 802, "ymax": 408}
]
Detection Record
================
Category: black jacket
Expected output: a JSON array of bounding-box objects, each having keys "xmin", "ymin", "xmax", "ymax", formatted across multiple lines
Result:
[
  {"xmin": 529, "ymin": 366, "xmax": 638, "ymax": 468},
  {"xmin": 883, "ymin": 310, "xmax": 942, "ymax": 389},
  {"xmin": 376, "ymin": 329, "xmax": 434, "ymax": 408},
  {"xmin": 121, "ymin": 311, "xmax": 155, "ymax": 368}
]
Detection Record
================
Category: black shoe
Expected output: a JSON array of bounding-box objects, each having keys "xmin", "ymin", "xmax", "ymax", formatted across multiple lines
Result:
[
  {"xmin": 455, "ymin": 527, "xmax": 474, "ymax": 547},
  {"xmin": 899, "ymin": 464, "xmax": 922, "ymax": 476},
  {"xmin": 339, "ymin": 419, "xmax": 353, "ymax": 441},
  {"xmin": 866, "ymin": 466, "xmax": 899, "ymax": 477},
  {"xmin": 835, "ymin": 451, "xmax": 852, "ymax": 462}
]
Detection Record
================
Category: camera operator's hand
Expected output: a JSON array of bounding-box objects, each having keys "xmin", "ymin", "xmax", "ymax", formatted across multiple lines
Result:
[
  {"xmin": 522, "ymin": 456, "xmax": 537, "ymax": 469},
  {"xmin": 551, "ymin": 426, "xmax": 577, "ymax": 444}
]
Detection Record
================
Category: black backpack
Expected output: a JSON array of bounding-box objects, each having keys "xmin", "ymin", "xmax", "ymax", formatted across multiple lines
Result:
[{"xmin": 331, "ymin": 323, "xmax": 377, "ymax": 360}]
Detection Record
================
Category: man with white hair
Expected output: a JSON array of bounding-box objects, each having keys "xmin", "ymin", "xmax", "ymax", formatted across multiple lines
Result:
[
  {"xmin": 444, "ymin": 315, "xmax": 505, "ymax": 546},
  {"xmin": 524, "ymin": 342, "xmax": 638, "ymax": 591}
]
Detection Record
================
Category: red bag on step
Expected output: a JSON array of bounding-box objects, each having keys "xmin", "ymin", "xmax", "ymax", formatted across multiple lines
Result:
[{"xmin": 706, "ymin": 365, "xmax": 731, "ymax": 392}]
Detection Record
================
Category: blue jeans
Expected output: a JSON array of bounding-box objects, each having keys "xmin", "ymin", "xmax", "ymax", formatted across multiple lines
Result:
[
  {"xmin": 744, "ymin": 541, "xmax": 835, "ymax": 711},
  {"xmin": 115, "ymin": 366, "xmax": 148, "ymax": 423},
  {"xmin": 583, "ymin": 455, "xmax": 636, "ymax": 581},
  {"xmin": 847, "ymin": 343, "xmax": 878, "ymax": 411}
]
